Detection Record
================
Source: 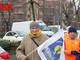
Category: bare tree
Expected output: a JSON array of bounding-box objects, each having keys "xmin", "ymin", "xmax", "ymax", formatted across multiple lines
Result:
[
  {"xmin": 0, "ymin": 10, "xmax": 10, "ymax": 32},
  {"xmin": 24, "ymin": 0, "xmax": 41, "ymax": 21},
  {"xmin": 57, "ymin": 0, "xmax": 79, "ymax": 28},
  {"xmin": 62, "ymin": 1, "xmax": 72, "ymax": 26},
  {"xmin": 72, "ymin": 0, "xmax": 80, "ymax": 29},
  {"xmin": 0, "ymin": 1, "xmax": 14, "ymax": 32}
]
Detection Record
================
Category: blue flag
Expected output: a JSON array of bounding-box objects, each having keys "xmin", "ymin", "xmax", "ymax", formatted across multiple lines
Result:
[
  {"xmin": 37, "ymin": 29, "xmax": 65, "ymax": 60},
  {"xmin": 42, "ymin": 37, "xmax": 63, "ymax": 60}
]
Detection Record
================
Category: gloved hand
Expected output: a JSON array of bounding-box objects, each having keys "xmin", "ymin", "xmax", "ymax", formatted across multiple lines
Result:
[
  {"xmin": 75, "ymin": 53, "xmax": 80, "ymax": 60},
  {"xmin": 71, "ymin": 50, "xmax": 79, "ymax": 55}
]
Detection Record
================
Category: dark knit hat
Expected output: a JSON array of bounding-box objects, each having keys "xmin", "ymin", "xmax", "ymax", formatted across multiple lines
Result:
[
  {"xmin": 30, "ymin": 22, "xmax": 39, "ymax": 29},
  {"xmin": 68, "ymin": 26, "xmax": 77, "ymax": 33}
]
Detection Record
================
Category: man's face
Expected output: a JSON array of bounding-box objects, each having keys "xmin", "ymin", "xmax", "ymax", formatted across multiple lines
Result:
[
  {"xmin": 69, "ymin": 32, "xmax": 77, "ymax": 38},
  {"xmin": 30, "ymin": 26, "xmax": 39, "ymax": 35}
]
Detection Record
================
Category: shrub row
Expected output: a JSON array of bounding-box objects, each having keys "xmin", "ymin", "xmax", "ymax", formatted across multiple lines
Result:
[
  {"xmin": 0, "ymin": 33, "xmax": 5, "ymax": 38},
  {"xmin": 0, "ymin": 40, "xmax": 19, "ymax": 51}
]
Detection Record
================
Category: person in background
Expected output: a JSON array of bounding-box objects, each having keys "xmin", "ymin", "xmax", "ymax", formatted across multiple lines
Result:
[
  {"xmin": 64, "ymin": 26, "xmax": 80, "ymax": 60},
  {"xmin": 64, "ymin": 26, "xmax": 71, "ymax": 38},
  {"xmin": 16, "ymin": 21, "xmax": 48, "ymax": 60}
]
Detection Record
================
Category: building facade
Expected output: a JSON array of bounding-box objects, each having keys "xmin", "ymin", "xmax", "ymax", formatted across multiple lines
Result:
[
  {"xmin": 0, "ymin": 0, "xmax": 75, "ymax": 32},
  {"xmin": 0, "ymin": 0, "xmax": 26, "ymax": 32}
]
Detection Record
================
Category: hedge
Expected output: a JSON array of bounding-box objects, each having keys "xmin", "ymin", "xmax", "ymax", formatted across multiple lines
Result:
[{"xmin": 0, "ymin": 40, "xmax": 19, "ymax": 51}]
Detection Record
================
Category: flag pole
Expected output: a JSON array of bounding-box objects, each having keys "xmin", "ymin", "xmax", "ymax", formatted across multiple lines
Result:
[{"xmin": 26, "ymin": 48, "xmax": 37, "ymax": 57}]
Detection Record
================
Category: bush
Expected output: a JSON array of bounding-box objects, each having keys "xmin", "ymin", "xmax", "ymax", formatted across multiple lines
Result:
[
  {"xmin": 0, "ymin": 33, "xmax": 5, "ymax": 38},
  {"xmin": 0, "ymin": 40, "xmax": 19, "ymax": 51}
]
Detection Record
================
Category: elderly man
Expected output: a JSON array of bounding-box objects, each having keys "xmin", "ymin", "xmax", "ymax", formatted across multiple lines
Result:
[{"xmin": 16, "ymin": 21, "xmax": 48, "ymax": 60}]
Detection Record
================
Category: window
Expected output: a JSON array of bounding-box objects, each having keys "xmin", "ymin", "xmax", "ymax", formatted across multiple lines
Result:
[
  {"xmin": 18, "ymin": 14, "xmax": 23, "ymax": 19},
  {"xmin": 6, "ymin": 32, "xmax": 16, "ymax": 36},
  {"xmin": 11, "ymin": 32, "xmax": 16, "ymax": 36},
  {"xmin": 18, "ymin": 0, "xmax": 22, "ymax": 2},
  {"xmin": 6, "ymin": 32, "xmax": 13, "ymax": 36}
]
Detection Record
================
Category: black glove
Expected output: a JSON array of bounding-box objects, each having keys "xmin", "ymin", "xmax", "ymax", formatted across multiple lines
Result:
[
  {"xmin": 71, "ymin": 50, "xmax": 79, "ymax": 55},
  {"xmin": 75, "ymin": 53, "xmax": 80, "ymax": 60}
]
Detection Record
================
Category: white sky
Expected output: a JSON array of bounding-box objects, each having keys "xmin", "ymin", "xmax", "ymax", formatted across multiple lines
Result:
[{"xmin": 67, "ymin": 0, "xmax": 79, "ymax": 9}]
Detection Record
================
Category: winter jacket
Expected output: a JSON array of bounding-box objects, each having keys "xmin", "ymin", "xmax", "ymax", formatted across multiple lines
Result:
[
  {"xmin": 16, "ymin": 34, "xmax": 48, "ymax": 60},
  {"xmin": 64, "ymin": 36, "xmax": 80, "ymax": 60},
  {"xmin": 64, "ymin": 32, "xmax": 69, "ymax": 38}
]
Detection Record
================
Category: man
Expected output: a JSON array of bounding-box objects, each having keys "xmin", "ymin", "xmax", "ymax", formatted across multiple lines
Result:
[
  {"xmin": 16, "ymin": 21, "xmax": 48, "ymax": 60},
  {"xmin": 64, "ymin": 26, "xmax": 80, "ymax": 60}
]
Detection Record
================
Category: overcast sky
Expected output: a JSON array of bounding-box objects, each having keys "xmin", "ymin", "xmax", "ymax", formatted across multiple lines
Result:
[{"xmin": 67, "ymin": 0, "xmax": 79, "ymax": 9}]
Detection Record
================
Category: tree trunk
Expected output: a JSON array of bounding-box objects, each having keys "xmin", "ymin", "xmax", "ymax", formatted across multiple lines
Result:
[{"xmin": 31, "ymin": 0, "xmax": 35, "ymax": 21}]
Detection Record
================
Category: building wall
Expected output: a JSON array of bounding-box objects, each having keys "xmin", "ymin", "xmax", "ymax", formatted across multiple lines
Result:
[
  {"xmin": 0, "ymin": 0, "xmax": 74, "ymax": 32},
  {"xmin": 0, "ymin": 0, "xmax": 26, "ymax": 32},
  {"xmin": 38, "ymin": 0, "xmax": 57, "ymax": 26}
]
